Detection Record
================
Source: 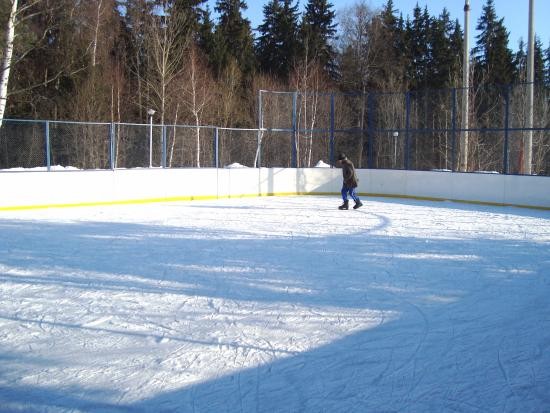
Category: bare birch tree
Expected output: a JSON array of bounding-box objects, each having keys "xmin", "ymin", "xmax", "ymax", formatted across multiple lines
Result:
[
  {"xmin": 0, "ymin": 0, "xmax": 18, "ymax": 128},
  {"xmin": 180, "ymin": 44, "xmax": 215, "ymax": 167},
  {"xmin": 143, "ymin": 5, "xmax": 190, "ymax": 125}
]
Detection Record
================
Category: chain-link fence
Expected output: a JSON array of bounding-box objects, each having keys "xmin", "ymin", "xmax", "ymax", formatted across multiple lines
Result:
[
  {"xmin": 1, "ymin": 84, "xmax": 549, "ymax": 175},
  {"xmin": 259, "ymin": 84, "xmax": 550, "ymax": 176}
]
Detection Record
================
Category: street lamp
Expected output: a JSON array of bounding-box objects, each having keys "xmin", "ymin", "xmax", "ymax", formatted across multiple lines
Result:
[
  {"xmin": 147, "ymin": 109, "xmax": 155, "ymax": 168},
  {"xmin": 393, "ymin": 131, "xmax": 399, "ymax": 168}
]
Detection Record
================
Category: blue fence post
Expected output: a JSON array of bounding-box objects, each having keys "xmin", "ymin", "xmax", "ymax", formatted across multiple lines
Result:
[
  {"xmin": 451, "ymin": 88, "xmax": 457, "ymax": 172},
  {"xmin": 292, "ymin": 91, "xmax": 298, "ymax": 168},
  {"xmin": 405, "ymin": 92, "xmax": 411, "ymax": 170},
  {"xmin": 45, "ymin": 121, "xmax": 51, "ymax": 172},
  {"xmin": 214, "ymin": 127, "xmax": 219, "ymax": 168},
  {"xmin": 503, "ymin": 85, "xmax": 510, "ymax": 174},
  {"xmin": 367, "ymin": 93, "xmax": 375, "ymax": 169},
  {"xmin": 109, "ymin": 122, "xmax": 115, "ymax": 170},
  {"xmin": 257, "ymin": 90, "xmax": 263, "ymax": 168},
  {"xmin": 330, "ymin": 93, "xmax": 335, "ymax": 166}
]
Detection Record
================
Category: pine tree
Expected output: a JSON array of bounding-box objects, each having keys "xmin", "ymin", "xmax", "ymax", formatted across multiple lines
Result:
[
  {"xmin": 196, "ymin": 6, "xmax": 216, "ymax": 64},
  {"xmin": 299, "ymin": 0, "xmax": 337, "ymax": 77},
  {"xmin": 428, "ymin": 9, "xmax": 462, "ymax": 89},
  {"xmin": 213, "ymin": 0, "xmax": 256, "ymax": 78},
  {"xmin": 534, "ymin": 37, "xmax": 545, "ymax": 84},
  {"xmin": 256, "ymin": 0, "xmax": 300, "ymax": 80},
  {"xmin": 405, "ymin": 5, "xmax": 430, "ymax": 90},
  {"xmin": 375, "ymin": 0, "xmax": 405, "ymax": 88},
  {"xmin": 514, "ymin": 40, "xmax": 527, "ymax": 81},
  {"xmin": 472, "ymin": 0, "xmax": 514, "ymax": 86},
  {"xmin": 544, "ymin": 42, "xmax": 550, "ymax": 87}
]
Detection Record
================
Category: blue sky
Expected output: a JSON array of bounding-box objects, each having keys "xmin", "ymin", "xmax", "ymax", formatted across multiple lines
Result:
[{"xmin": 206, "ymin": 0, "xmax": 550, "ymax": 51}]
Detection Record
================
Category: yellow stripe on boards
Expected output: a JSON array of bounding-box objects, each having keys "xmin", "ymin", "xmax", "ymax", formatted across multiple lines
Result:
[{"xmin": 1, "ymin": 192, "xmax": 548, "ymax": 212}]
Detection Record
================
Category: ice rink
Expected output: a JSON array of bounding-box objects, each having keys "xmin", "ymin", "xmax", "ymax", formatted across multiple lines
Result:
[{"xmin": 1, "ymin": 195, "xmax": 549, "ymax": 412}]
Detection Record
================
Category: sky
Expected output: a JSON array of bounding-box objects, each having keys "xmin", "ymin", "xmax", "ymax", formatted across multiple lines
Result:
[
  {"xmin": 1, "ymin": 195, "xmax": 549, "ymax": 411},
  {"xmin": 206, "ymin": 0, "xmax": 550, "ymax": 51}
]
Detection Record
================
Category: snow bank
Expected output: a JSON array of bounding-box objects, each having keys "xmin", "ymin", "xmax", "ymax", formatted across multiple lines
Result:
[
  {"xmin": 314, "ymin": 160, "xmax": 331, "ymax": 168},
  {"xmin": 225, "ymin": 163, "xmax": 248, "ymax": 168}
]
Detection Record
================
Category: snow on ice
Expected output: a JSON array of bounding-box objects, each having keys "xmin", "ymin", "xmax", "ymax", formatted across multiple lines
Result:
[{"xmin": 0, "ymin": 195, "xmax": 549, "ymax": 412}]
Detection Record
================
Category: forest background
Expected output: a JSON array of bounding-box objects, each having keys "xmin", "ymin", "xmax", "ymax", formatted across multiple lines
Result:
[{"xmin": 2, "ymin": 0, "xmax": 549, "ymax": 128}]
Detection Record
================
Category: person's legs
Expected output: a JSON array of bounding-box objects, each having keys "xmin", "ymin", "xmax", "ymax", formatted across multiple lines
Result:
[
  {"xmin": 349, "ymin": 187, "xmax": 359, "ymax": 203},
  {"xmin": 341, "ymin": 186, "xmax": 349, "ymax": 201},
  {"xmin": 350, "ymin": 187, "xmax": 363, "ymax": 209},
  {"xmin": 339, "ymin": 186, "xmax": 350, "ymax": 209}
]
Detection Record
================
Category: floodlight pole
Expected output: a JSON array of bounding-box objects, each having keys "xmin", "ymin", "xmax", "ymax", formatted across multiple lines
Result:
[
  {"xmin": 525, "ymin": 0, "xmax": 535, "ymax": 175},
  {"xmin": 147, "ymin": 108, "xmax": 155, "ymax": 168},
  {"xmin": 460, "ymin": 0, "xmax": 470, "ymax": 172}
]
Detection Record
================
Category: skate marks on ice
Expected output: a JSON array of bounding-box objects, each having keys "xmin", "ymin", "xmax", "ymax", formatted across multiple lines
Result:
[{"xmin": 0, "ymin": 196, "xmax": 549, "ymax": 412}]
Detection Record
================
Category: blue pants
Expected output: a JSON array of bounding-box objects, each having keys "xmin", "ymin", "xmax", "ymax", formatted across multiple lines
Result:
[{"xmin": 341, "ymin": 186, "xmax": 360, "ymax": 202}]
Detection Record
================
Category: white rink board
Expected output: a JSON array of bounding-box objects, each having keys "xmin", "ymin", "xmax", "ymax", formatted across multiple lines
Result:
[{"xmin": 0, "ymin": 168, "xmax": 548, "ymax": 209}]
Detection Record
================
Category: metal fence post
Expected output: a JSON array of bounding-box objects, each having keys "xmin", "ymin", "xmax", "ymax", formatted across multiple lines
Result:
[
  {"xmin": 330, "ymin": 93, "xmax": 335, "ymax": 166},
  {"xmin": 451, "ymin": 88, "xmax": 457, "ymax": 172},
  {"xmin": 405, "ymin": 92, "xmax": 411, "ymax": 170},
  {"xmin": 109, "ymin": 122, "xmax": 115, "ymax": 170},
  {"xmin": 214, "ymin": 127, "xmax": 219, "ymax": 168},
  {"xmin": 162, "ymin": 125, "xmax": 167, "ymax": 168},
  {"xmin": 367, "ymin": 93, "xmax": 375, "ymax": 169},
  {"xmin": 503, "ymin": 86, "xmax": 510, "ymax": 175},
  {"xmin": 292, "ymin": 91, "xmax": 298, "ymax": 168},
  {"xmin": 45, "ymin": 120, "xmax": 51, "ymax": 171},
  {"xmin": 257, "ymin": 90, "xmax": 263, "ymax": 168}
]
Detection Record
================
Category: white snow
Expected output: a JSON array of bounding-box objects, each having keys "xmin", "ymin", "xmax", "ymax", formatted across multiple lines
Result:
[
  {"xmin": 225, "ymin": 163, "xmax": 248, "ymax": 168},
  {"xmin": 1, "ymin": 165, "xmax": 80, "ymax": 172},
  {"xmin": 314, "ymin": 160, "xmax": 331, "ymax": 167},
  {"xmin": 0, "ymin": 195, "xmax": 549, "ymax": 412}
]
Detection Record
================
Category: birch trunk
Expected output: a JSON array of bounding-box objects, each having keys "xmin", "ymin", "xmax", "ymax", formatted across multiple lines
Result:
[{"xmin": 0, "ymin": 0, "xmax": 18, "ymax": 128}]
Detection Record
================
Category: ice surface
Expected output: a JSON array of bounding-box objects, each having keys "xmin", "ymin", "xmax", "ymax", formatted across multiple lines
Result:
[{"xmin": 1, "ymin": 195, "xmax": 549, "ymax": 412}]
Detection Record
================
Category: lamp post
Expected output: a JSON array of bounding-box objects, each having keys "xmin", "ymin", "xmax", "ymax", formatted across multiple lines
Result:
[
  {"xmin": 393, "ymin": 131, "xmax": 399, "ymax": 168},
  {"xmin": 461, "ymin": 0, "xmax": 470, "ymax": 172},
  {"xmin": 524, "ymin": 0, "xmax": 534, "ymax": 175},
  {"xmin": 147, "ymin": 109, "xmax": 155, "ymax": 168}
]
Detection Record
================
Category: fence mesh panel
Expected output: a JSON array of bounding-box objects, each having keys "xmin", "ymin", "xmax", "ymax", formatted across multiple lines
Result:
[
  {"xmin": 2, "ymin": 83, "xmax": 549, "ymax": 175},
  {"xmin": 218, "ymin": 129, "xmax": 257, "ymax": 168},
  {"xmin": 165, "ymin": 126, "xmax": 214, "ymax": 168},
  {"xmin": 0, "ymin": 121, "xmax": 46, "ymax": 169},
  {"xmin": 114, "ymin": 124, "xmax": 161, "ymax": 169},
  {"xmin": 49, "ymin": 122, "xmax": 111, "ymax": 169},
  {"xmin": 259, "ymin": 131, "xmax": 292, "ymax": 168}
]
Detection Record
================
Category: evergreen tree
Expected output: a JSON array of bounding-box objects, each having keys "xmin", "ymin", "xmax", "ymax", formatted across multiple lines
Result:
[
  {"xmin": 545, "ymin": 42, "xmax": 550, "ymax": 87},
  {"xmin": 472, "ymin": 0, "xmax": 514, "ymax": 85},
  {"xmin": 374, "ymin": 0, "xmax": 405, "ymax": 87},
  {"xmin": 534, "ymin": 37, "xmax": 545, "ymax": 84},
  {"xmin": 299, "ymin": 0, "xmax": 337, "ymax": 77},
  {"xmin": 428, "ymin": 9, "xmax": 462, "ymax": 89},
  {"xmin": 196, "ymin": 6, "xmax": 216, "ymax": 64},
  {"xmin": 405, "ymin": 5, "xmax": 430, "ymax": 90},
  {"xmin": 213, "ymin": 0, "xmax": 256, "ymax": 78},
  {"xmin": 256, "ymin": 0, "xmax": 300, "ymax": 80},
  {"xmin": 514, "ymin": 39, "xmax": 527, "ymax": 81}
]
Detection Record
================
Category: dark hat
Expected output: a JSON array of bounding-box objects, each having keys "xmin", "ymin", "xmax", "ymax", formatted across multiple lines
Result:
[{"xmin": 337, "ymin": 153, "xmax": 347, "ymax": 161}]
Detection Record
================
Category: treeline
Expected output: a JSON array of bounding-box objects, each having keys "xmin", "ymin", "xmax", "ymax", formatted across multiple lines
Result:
[{"xmin": 1, "ymin": 0, "xmax": 550, "ymax": 128}]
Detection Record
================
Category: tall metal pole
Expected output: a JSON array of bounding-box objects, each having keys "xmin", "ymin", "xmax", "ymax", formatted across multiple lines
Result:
[
  {"xmin": 292, "ymin": 92, "xmax": 297, "ymax": 168},
  {"xmin": 255, "ymin": 90, "xmax": 262, "ymax": 168},
  {"xmin": 460, "ymin": 0, "xmax": 470, "ymax": 172},
  {"xmin": 525, "ymin": 0, "xmax": 535, "ymax": 174},
  {"xmin": 147, "ymin": 109, "xmax": 155, "ymax": 168}
]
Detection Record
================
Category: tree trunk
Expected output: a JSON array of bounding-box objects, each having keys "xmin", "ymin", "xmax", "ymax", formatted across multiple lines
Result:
[{"xmin": 0, "ymin": 0, "xmax": 18, "ymax": 128}]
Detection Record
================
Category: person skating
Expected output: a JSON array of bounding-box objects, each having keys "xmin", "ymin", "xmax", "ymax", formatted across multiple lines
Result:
[{"xmin": 336, "ymin": 153, "xmax": 363, "ymax": 210}]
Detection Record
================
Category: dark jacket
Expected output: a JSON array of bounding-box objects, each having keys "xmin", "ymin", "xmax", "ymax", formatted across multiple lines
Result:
[{"xmin": 341, "ymin": 159, "xmax": 358, "ymax": 188}]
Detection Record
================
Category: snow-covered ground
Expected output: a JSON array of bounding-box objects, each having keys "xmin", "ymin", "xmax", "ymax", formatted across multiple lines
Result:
[{"xmin": 0, "ymin": 195, "xmax": 549, "ymax": 413}]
